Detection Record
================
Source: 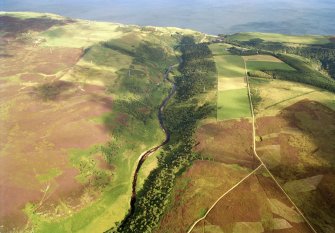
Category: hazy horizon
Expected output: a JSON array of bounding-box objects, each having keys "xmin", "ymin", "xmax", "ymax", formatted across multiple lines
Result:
[{"xmin": 2, "ymin": 0, "xmax": 335, "ymax": 35}]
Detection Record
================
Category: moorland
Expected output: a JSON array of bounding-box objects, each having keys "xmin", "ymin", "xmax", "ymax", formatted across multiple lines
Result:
[{"xmin": 0, "ymin": 12, "xmax": 334, "ymax": 233}]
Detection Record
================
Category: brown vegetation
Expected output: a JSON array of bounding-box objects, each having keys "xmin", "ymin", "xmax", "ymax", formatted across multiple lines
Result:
[
  {"xmin": 154, "ymin": 160, "xmax": 251, "ymax": 233},
  {"xmin": 0, "ymin": 31, "xmax": 111, "ymax": 231},
  {"xmin": 0, "ymin": 16, "xmax": 72, "ymax": 36},
  {"xmin": 195, "ymin": 119, "xmax": 258, "ymax": 169},
  {"xmin": 191, "ymin": 167, "xmax": 313, "ymax": 233},
  {"xmin": 256, "ymin": 99, "xmax": 335, "ymax": 232}
]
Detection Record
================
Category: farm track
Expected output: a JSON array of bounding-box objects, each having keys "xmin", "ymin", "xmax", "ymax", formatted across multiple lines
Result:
[{"xmin": 186, "ymin": 60, "xmax": 318, "ymax": 233}]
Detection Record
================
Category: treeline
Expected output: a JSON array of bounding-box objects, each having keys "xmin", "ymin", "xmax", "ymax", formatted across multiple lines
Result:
[
  {"xmin": 221, "ymin": 38, "xmax": 335, "ymax": 92},
  {"xmin": 266, "ymin": 54, "xmax": 335, "ymax": 92},
  {"xmin": 109, "ymin": 36, "xmax": 216, "ymax": 233},
  {"xmin": 224, "ymin": 38, "xmax": 335, "ymax": 80},
  {"xmin": 176, "ymin": 36, "xmax": 217, "ymax": 100},
  {"xmin": 284, "ymin": 46, "xmax": 335, "ymax": 81}
]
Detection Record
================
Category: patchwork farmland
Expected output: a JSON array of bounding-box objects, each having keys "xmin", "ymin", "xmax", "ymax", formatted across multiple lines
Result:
[{"xmin": 210, "ymin": 48, "xmax": 251, "ymax": 120}]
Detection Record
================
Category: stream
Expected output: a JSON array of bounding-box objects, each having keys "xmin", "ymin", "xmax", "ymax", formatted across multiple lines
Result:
[{"xmin": 127, "ymin": 65, "xmax": 176, "ymax": 218}]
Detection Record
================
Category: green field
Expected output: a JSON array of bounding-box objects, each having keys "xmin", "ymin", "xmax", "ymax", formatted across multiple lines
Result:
[
  {"xmin": 211, "ymin": 53, "xmax": 250, "ymax": 120},
  {"xmin": 227, "ymin": 32, "xmax": 330, "ymax": 45},
  {"xmin": 246, "ymin": 61, "xmax": 295, "ymax": 71},
  {"xmin": 215, "ymin": 55, "xmax": 245, "ymax": 77},
  {"xmin": 208, "ymin": 43, "xmax": 232, "ymax": 56},
  {"xmin": 217, "ymin": 88, "xmax": 251, "ymax": 120}
]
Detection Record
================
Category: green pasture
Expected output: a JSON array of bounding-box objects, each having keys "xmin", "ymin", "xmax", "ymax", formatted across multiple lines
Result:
[
  {"xmin": 246, "ymin": 61, "xmax": 295, "ymax": 71},
  {"xmin": 217, "ymin": 88, "xmax": 251, "ymax": 120},
  {"xmin": 209, "ymin": 43, "xmax": 232, "ymax": 56},
  {"xmin": 136, "ymin": 150, "xmax": 160, "ymax": 193},
  {"xmin": 214, "ymin": 55, "xmax": 245, "ymax": 78}
]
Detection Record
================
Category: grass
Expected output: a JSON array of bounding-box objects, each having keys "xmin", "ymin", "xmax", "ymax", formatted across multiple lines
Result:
[
  {"xmin": 249, "ymin": 77, "xmax": 335, "ymax": 116},
  {"xmin": 210, "ymin": 53, "xmax": 251, "ymax": 120},
  {"xmin": 218, "ymin": 77, "xmax": 246, "ymax": 91},
  {"xmin": 214, "ymin": 55, "xmax": 245, "ymax": 77},
  {"xmin": 227, "ymin": 32, "xmax": 330, "ymax": 45},
  {"xmin": 40, "ymin": 21, "xmax": 124, "ymax": 48},
  {"xmin": 136, "ymin": 150, "xmax": 160, "ymax": 193},
  {"xmin": 246, "ymin": 61, "xmax": 295, "ymax": 71},
  {"xmin": 208, "ymin": 43, "xmax": 232, "ymax": 56},
  {"xmin": 217, "ymin": 88, "xmax": 251, "ymax": 120},
  {"xmin": 242, "ymin": 55, "xmax": 283, "ymax": 62},
  {"xmin": 36, "ymin": 168, "xmax": 62, "ymax": 183}
]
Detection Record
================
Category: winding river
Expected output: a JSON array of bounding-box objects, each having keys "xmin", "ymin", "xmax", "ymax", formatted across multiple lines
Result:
[{"xmin": 127, "ymin": 65, "xmax": 176, "ymax": 218}]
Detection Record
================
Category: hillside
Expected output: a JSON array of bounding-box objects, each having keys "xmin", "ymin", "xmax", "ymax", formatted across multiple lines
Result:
[{"xmin": 1, "ymin": 12, "xmax": 334, "ymax": 233}]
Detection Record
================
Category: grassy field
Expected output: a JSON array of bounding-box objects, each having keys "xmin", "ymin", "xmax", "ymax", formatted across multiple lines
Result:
[
  {"xmin": 243, "ymin": 54, "xmax": 295, "ymax": 72},
  {"xmin": 211, "ymin": 53, "xmax": 250, "ymax": 120},
  {"xmin": 40, "ymin": 21, "xmax": 124, "ymax": 48},
  {"xmin": 208, "ymin": 43, "xmax": 232, "ymax": 56},
  {"xmin": 214, "ymin": 55, "xmax": 245, "ymax": 77},
  {"xmin": 0, "ymin": 11, "xmax": 65, "ymax": 20},
  {"xmin": 136, "ymin": 150, "xmax": 159, "ymax": 193},
  {"xmin": 249, "ymin": 77, "xmax": 335, "ymax": 116},
  {"xmin": 246, "ymin": 60, "xmax": 295, "ymax": 71},
  {"xmin": 217, "ymin": 89, "xmax": 251, "ymax": 119},
  {"xmin": 227, "ymin": 32, "xmax": 331, "ymax": 45},
  {"xmin": 242, "ymin": 54, "xmax": 283, "ymax": 62}
]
